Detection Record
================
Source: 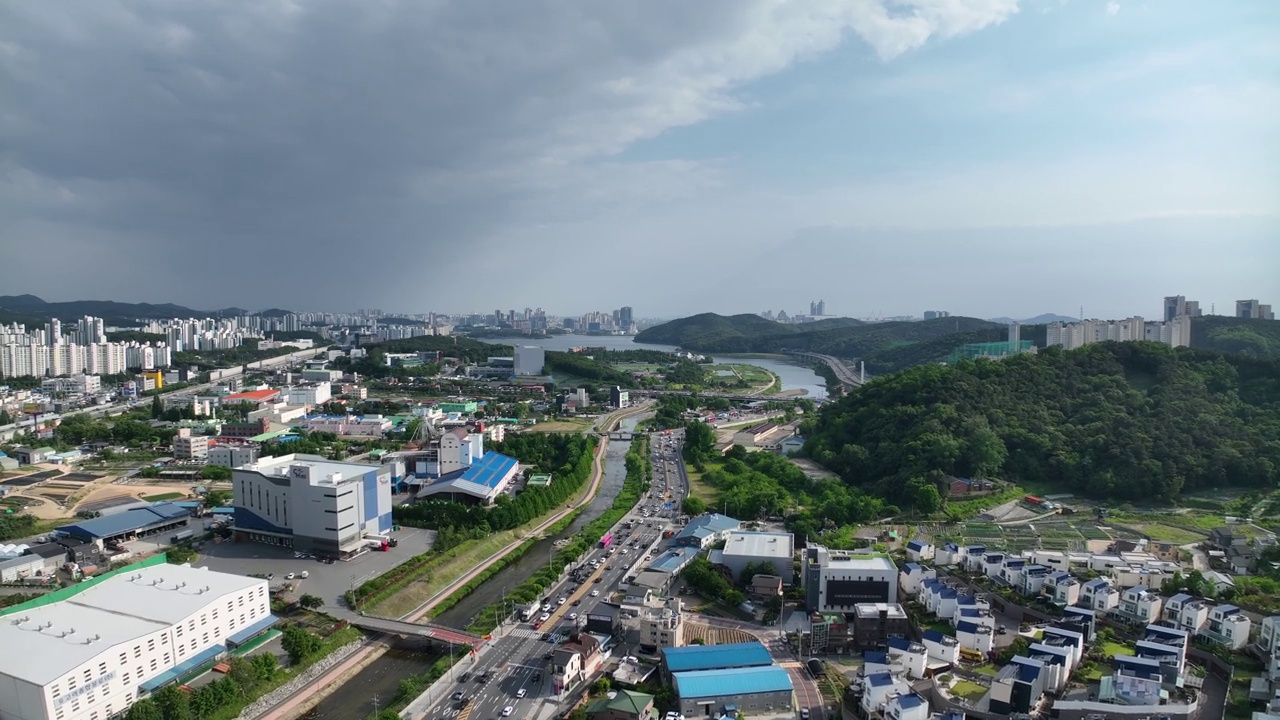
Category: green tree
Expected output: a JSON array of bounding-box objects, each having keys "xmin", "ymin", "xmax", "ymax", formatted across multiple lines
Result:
[
  {"xmin": 152, "ymin": 684, "xmax": 194, "ymax": 720},
  {"xmin": 299, "ymin": 594, "xmax": 324, "ymax": 609},
  {"xmin": 682, "ymin": 496, "xmax": 707, "ymax": 516},
  {"xmin": 0, "ymin": 408, "xmax": 11, "ymax": 425},
  {"xmin": 593, "ymin": 677, "xmax": 611, "ymax": 695},
  {"xmin": 151, "ymin": 393, "xmax": 164, "ymax": 419},
  {"xmin": 123, "ymin": 698, "xmax": 163, "ymax": 720},
  {"xmin": 689, "ymin": 637, "xmax": 705, "ymax": 645},
  {"xmin": 281, "ymin": 625, "xmax": 322, "ymax": 663}
]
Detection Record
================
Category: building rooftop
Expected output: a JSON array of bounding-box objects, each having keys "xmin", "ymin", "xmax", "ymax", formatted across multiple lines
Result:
[
  {"xmin": 721, "ymin": 531, "xmax": 794, "ymax": 560},
  {"xmin": 662, "ymin": 641, "xmax": 772, "ymax": 673},
  {"xmin": 458, "ymin": 452, "xmax": 519, "ymax": 489},
  {"xmin": 587, "ymin": 689, "xmax": 653, "ymax": 716},
  {"xmin": 57, "ymin": 502, "xmax": 191, "ymax": 540},
  {"xmin": 676, "ymin": 513, "xmax": 739, "ymax": 541},
  {"xmin": 242, "ymin": 453, "xmax": 377, "ymax": 484},
  {"xmin": 672, "ymin": 665, "xmax": 792, "ymax": 699},
  {"xmin": 820, "ymin": 554, "xmax": 896, "ymax": 572},
  {"xmin": 649, "ymin": 549, "xmax": 696, "ymax": 574},
  {"xmin": 906, "ymin": 540, "xmax": 928, "ymax": 551},
  {"xmin": 854, "ymin": 603, "xmax": 907, "ymax": 620},
  {"xmin": 0, "ymin": 563, "xmax": 264, "ymax": 686},
  {"xmin": 221, "ymin": 389, "xmax": 280, "ymax": 402}
]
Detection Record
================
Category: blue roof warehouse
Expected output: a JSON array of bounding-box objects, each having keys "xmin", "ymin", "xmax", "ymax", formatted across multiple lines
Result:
[
  {"xmin": 57, "ymin": 502, "xmax": 192, "ymax": 543},
  {"xmin": 661, "ymin": 642, "xmax": 793, "ymax": 717}
]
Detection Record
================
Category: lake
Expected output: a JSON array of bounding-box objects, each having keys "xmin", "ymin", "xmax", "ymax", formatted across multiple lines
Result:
[{"xmin": 477, "ymin": 335, "xmax": 827, "ymax": 399}]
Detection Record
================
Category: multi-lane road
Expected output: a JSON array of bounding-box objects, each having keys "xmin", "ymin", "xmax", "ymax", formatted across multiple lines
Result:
[{"xmin": 408, "ymin": 430, "xmax": 688, "ymax": 720}]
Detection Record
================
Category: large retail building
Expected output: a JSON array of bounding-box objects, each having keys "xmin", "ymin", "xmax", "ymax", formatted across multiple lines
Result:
[
  {"xmin": 231, "ymin": 453, "xmax": 393, "ymax": 556},
  {"xmin": 801, "ymin": 545, "xmax": 898, "ymax": 612},
  {"xmin": 0, "ymin": 558, "xmax": 273, "ymax": 720}
]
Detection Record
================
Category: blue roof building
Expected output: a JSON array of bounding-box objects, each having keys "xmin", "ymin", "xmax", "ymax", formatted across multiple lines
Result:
[
  {"xmin": 672, "ymin": 666, "xmax": 793, "ymax": 715},
  {"xmin": 662, "ymin": 641, "xmax": 772, "ymax": 673},
  {"xmin": 671, "ymin": 514, "xmax": 739, "ymax": 549},
  {"xmin": 416, "ymin": 451, "xmax": 520, "ymax": 505},
  {"xmin": 58, "ymin": 503, "xmax": 191, "ymax": 542}
]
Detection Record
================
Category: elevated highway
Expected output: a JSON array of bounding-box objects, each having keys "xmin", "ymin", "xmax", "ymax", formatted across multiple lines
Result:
[{"xmin": 787, "ymin": 351, "xmax": 865, "ymax": 388}]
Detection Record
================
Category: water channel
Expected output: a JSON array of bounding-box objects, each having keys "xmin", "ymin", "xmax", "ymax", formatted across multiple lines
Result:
[
  {"xmin": 478, "ymin": 335, "xmax": 829, "ymax": 400},
  {"xmin": 301, "ymin": 426, "xmax": 639, "ymax": 719}
]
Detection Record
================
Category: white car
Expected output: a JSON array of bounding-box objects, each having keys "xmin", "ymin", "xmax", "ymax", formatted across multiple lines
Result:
[
  {"xmin": 569, "ymin": 613, "xmax": 578, "ymax": 620},
  {"xmin": 502, "ymin": 707, "xmax": 514, "ymax": 717},
  {"xmin": 557, "ymin": 597, "xmax": 566, "ymax": 605},
  {"xmin": 539, "ymin": 613, "xmax": 550, "ymax": 622},
  {"xmin": 590, "ymin": 590, "xmax": 600, "ymax": 597},
  {"xmin": 284, "ymin": 572, "xmax": 296, "ymax": 580},
  {"xmin": 516, "ymin": 688, "xmax": 527, "ymax": 698}
]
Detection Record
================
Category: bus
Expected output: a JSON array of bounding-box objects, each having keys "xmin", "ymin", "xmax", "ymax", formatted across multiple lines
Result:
[{"xmin": 599, "ymin": 532, "xmax": 614, "ymax": 548}]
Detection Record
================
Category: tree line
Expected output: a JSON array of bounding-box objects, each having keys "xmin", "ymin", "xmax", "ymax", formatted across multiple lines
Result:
[
  {"xmin": 804, "ymin": 342, "xmax": 1280, "ymax": 504},
  {"xmin": 392, "ymin": 433, "xmax": 597, "ymax": 551}
]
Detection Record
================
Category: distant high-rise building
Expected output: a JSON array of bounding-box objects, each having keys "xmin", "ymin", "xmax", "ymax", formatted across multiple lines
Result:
[
  {"xmin": 1236, "ymin": 299, "xmax": 1275, "ymax": 320},
  {"xmin": 923, "ymin": 311, "xmax": 950, "ymax": 320},
  {"xmin": 620, "ymin": 306, "xmax": 633, "ymax": 329},
  {"xmin": 1163, "ymin": 295, "xmax": 1202, "ymax": 322},
  {"xmin": 809, "ymin": 301, "xmax": 819, "ymax": 316},
  {"xmin": 1008, "ymin": 322, "xmax": 1021, "ymax": 344},
  {"xmin": 816, "ymin": 299, "xmax": 826, "ymax": 317},
  {"xmin": 1047, "ymin": 316, "xmax": 1189, "ymax": 350}
]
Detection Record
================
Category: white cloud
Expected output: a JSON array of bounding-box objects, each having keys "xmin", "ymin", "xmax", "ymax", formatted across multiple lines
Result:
[{"xmin": 1106, "ymin": 1, "xmax": 1121, "ymax": 16}]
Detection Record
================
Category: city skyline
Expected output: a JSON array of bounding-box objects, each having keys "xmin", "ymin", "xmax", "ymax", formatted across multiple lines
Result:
[{"xmin": 3, "ymin": 2, "xmax": 1277, "ymax": 316}]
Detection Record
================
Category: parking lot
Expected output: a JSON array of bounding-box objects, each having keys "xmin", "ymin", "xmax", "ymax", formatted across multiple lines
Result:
[{"xmin": 195, "ymin": 526, "xmax": 436, "ymax": 610}]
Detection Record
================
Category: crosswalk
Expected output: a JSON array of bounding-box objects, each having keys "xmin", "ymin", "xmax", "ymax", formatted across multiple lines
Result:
[{"xmin": 507, "ymin": 627, "xmax": 570, "ymax": 643}]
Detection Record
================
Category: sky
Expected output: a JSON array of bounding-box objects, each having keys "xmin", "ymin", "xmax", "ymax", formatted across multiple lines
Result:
[{"xmin": 2, "ymin": 0, "xmax": 1278, "ymax": 321}]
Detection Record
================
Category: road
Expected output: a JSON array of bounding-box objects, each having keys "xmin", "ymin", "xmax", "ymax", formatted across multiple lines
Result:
[
  {"xmin": 788, "ymin": 352, "xmax": 863, "ymax": 388},
  {"xmin": 405, "ymin": 430, "xmax": 685, "ymax": 720},
  {"xmin": 259, "ymin": 422, "xmax": 624, "ymax": 720}
]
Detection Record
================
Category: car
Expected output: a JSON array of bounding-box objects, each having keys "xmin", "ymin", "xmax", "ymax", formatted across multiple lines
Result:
[
  {"xmin": 572, "ymin": 599, "xmax": 581, "ymax": 606},
  {"xmin": 800, "ymin": 710, "xmax": 810, "ymax": 720},
  {"xmin": 543, "ymin": 652, "xmax": 553, "ymax": 660},
  {"xmin": 569, "ymin": 613, "xmax": 578, "ymax": 620},
  {"xmin": 299, "ymin": 571, "xmax": 309, "ymax": 579},
  {"xmin": 266, "ymin": 573, "xmax": 274, "ymax": 579},
  {"xmin": 557, "ymin": 597, "xmax": 566, "ymax": 605},
  {"xmin": 285, "ymin": 572, "xmax": 296, "ymax": 580},
  {"xmin": 539, "ymin": 613, "xmax": 550, "ymax": 622},
  {"xmin": 542, "ymin": 604, "xmax": 552, "ymax": 612},
  {"xmin": 516, "ymin": 688, "xmax": 527, "ymax": 698},
  {"xmin": 533, "ymin": 671, "xmax": 541, "ymax": 682},
  {"xmin": 590, "ymin": 590, "xmax": 600, "ymax": 597},
  {"xmin": 450, "ymin": 691, "xmax": 464, "ymax": 701},
  {"xmin": 502, "ymin": 707, "xmax": 514, "ymax": 717},
  {"xmin": 458, "ymin": 672, "xmax": 471, "ymax": 682}
]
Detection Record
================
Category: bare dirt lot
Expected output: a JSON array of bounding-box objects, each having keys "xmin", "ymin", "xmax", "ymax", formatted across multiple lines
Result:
[{"xmin": 2, "ymin": 463, "xmax": 204, "ymax": 520}]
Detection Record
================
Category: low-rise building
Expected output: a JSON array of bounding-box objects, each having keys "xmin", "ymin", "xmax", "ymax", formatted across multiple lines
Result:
[
  {"xmin": 1117, "ymin": 586, "xmax": 1163, "ymax": 624},
  {"xmin": 207, "ymin": 445, "xmax": 259, "ymax": 469},
  {"xmin": 1079, "ymin": 577, "xmax": 1120, "ymax": 612},
  {"xmin": 921, "ymin": 630, "xmax": 959, "ymax": 665},
  {"xmin": 885, "ymin": 637, "xmax": 929, "ymax": 679},
  {"xmin": 802, "ymin": 546, "xmax": 898, "ymax": 611},
  {"xmin": 748, "ymin": 574, "xmax": 784, "ymax": 602},
  {"xmin": 586, "ymin": 689, "xmax": 655, "ymax": 720},
  {"xmin": 300, "ymin": 414, "xmax": 392, "ymax": 438},
  {"xmin": 862, "ymin": 672, "xmax": 914, "ymax": 719},
  {"xmin": 671, "ymin": 514, "xmax": 739, "ymax": 550},
  {"xmin": 640, "ymin": 597, "xmax": 684, "ymax": 650},
  {"xmin": 1257, "ymin": 616, "xmax": 1280, "ymax": 682},
  {"xmin": 553, "ymin": 632, "xmax": 604, "ymax": 695},
  {"xmin": 1202, "ymin": 603, "xmax": 1251, "ymax": 650},
  {"xmin": 989, "ymin": 656, "xmax": 1046, "ymax": 716},
  {"xmin": 671, "ymin": 665, "xmax": 792, "ymax": 718},
  {"xmin": 1137, "ymin": 624, "xmax": 1188, "ymax": 677},
  {"xmin": 1163, "ymin": 593, "xmax": 1210, "ymax": 634},
  {"xmin": 717, "ymin": 530, "xmax": 794, "ymax": 584},
  {"xmin": 898, "ymin": 563, "xmax": 936, "ymax": 597},
  {"xmin": 905, "ymin": 539, "xmax": 933, "ymax": 563},
  {"xmin": 851, "ymin": 603, "xmax": 910, "ymax": 651},
  {"xmin": 956, "ymin": 619, "xmax": 993, "ymax": 656},
  {"xmin": 1018, "ymin": 564, "xmax": 1051, "ymax": 596},
  {"xmin": 1042, "ymin": 570, "xmax": 1080, "ymax": 606},
  {"xmin": 171, "ymin": 428, "xmax": 208, "ymax": 460},
  {"xmin": 935, "ymin": 542, "xmax": 961, "ymax": 566},
  {"xmin": 884, "ymin": 691, "xmax": 929, "ymax": 720}
]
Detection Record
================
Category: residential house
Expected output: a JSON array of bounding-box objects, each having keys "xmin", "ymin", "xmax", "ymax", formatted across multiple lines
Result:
[
  {"xmin": 956, "ymin": 620, "xmax": 993, "ymax": 656},
  {"xmin": 1000, "ymin": 557, "xmax": 1028, "ymax": 587},
  {"xmin": 1202, "ymin": 604, "xmax": 1251, "ymax": 650},
  {"xmin": 748, "ymin": 574, "xmax": 784, "ymax": 602},
  {"xmin": 905, "ymin": 539, "xmax": 934, "ymax": 563},
  {"xmin": 1208, "ymin": 526, "xmax": 1274, "ymax": 576},
  {"xmin": 1257, "ymin": 616, "xmax": 1280, "ymax": 682},
  {"xmin": 921, "ymin": 630, "xmax": 960, "ymax": 665},
  {"xmin": 552, "ymin": 632, "xmax": 605, "ymax": 694},
  {"xmin": 862, "ymin": 672, "xmax": 914, "ymax": 719},
  {"xmin": 1137, "ymin": 624, "xmax": 1188, "ymax": 678},
  {"xmin": 898, "ymin": 563, "xmax": 936, "ymax": 597},
  {"xmin": 1061, "ymin": 606, "xmax": 1097, "ymax": 642},
  {"xmin": 935, "ymin": 543, "xmax": 962, "ymax": 566},
  {"xmin": 1040, "ymin": 625, "xmax": 1085, "ymax": 668},
  {"xmin": 1028, "ymin": 642, "xmax": 1073, "ymax": 693},
  {"xmin": 852, "ymin": 603, "xmax": 911, "ymax": 651},
  {"xmin": 885, "ymin": 637, "xmax": 928, "ymax": 680},
  {"xmin": 988, "ymin": 656, "xmax": 1045, "ymax": 716},
  {"xmin": 884, "ymin": 691, "xmax": 929, "ymax": 720},
  {"xmin": 1205, "ymin": 570, "xmax": 1236, "ymax": 595},
  {"xmin": 1042, "ymin": 571, "xmax": 1080, "ymax": 606},
  {"xmin": 1112, "ymin": 566, "xmax": 1169, "ymax": 590},
  {"xmin": 1162, "ymin": 594, "xmax": 1210, "ymax": 634},
  {"xmin": 586, "ymin": 689, "xmax": 656, "ymax": 720},
  {"xmin": 981, "ymin": 552, "xmax": 1006, "ymax": 579},
  {"xmin": 1117, "ymin": 586, "xmax": 1163, "ymax": 624},
  {"xmin": 1019, "ymin": 564, "xmax": 1051, "ymax": 596},
  {"xmin": 960, "ymin": 545, "xmax": 987, "ymax": 573},
  {"xmin": 950, "ymin": 594, "xmax": 990, "ymax": 625},
  {"xmin": 947, "ymin": 477, "xmax": 990, "ymax": 496},
  {"xmin": 1079, "ymin": 577, "xmax": 1120, "ymax": 612}
]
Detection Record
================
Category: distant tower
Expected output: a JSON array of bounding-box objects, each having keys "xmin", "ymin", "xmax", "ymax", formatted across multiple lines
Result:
[
  {"xmin": 1008, "ymin": 322, "xmax": 1021, "ymax": 344},
  {"xmin": 816, "ymin": 299, "xmax": 826, "ymax": 317}
]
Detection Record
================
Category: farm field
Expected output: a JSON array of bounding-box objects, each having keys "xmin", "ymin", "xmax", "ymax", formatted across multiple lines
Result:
[{"xmin": 919, "ymin": 516, "xmax": 1142, "ymax": 553}]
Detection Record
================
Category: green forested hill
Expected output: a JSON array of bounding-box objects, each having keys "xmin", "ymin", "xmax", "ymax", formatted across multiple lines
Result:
[
  {"xmin": 1191, "ymin": 316, "xmax": 1280, "ymax": 358},
  {"xmin": 804, "ymin": 342, "xmax": 1280, "ymax": 504},
  {"xmin": 636, "ymin": 313, "xmax": 1002, "ymax": 373}
]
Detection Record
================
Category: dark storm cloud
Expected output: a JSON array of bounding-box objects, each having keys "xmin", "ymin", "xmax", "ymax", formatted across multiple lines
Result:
[{"xmin": 2, "ymin": 0, "xmax": 1023, "ymax": 311}]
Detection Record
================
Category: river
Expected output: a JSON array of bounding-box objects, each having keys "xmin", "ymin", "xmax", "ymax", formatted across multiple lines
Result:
[
  {"xmin": 302, "ymin": 431, "xmax": 637, "ymax": 719},
  {"xmin": 298, "ymin": 638, "xmax": 442, "ymax": 720},
  {"xmin": 430, "ymin": 434, "xmax": 634, "ymax": 629},
  {"xmin": 478, "ymin": 335, "xmax": 828, "ymax": 399}
]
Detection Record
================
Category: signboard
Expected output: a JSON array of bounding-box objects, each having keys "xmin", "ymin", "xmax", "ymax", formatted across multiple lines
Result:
[
  {"xmin": 290, "ymin": 465, "xmax": 311, "ymax": 480},
  {"xmin": 825, "ymin": 579, "xmax": 890, "ymax": 606},
  {"xmin": 55, "ymin": 671, "xmax": 117, "ymax": 708}
]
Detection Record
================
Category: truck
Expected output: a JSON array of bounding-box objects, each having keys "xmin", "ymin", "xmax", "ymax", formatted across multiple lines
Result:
[
  {"xmin": 520, "ymin": 600, "xmax": 540, "ymax": 622},
  {"xmin": 599, "ymin": 532, "xmax": 613, "ymax": 549},
  {"xmin": 366, "ymin": 539, "xmax": 390, "ymax": 552},
  {"xmin": 171, "ymin": 529, "xmax": 196, "ymax": 544}
]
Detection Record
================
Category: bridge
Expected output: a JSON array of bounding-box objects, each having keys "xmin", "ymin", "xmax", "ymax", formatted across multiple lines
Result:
[
  {"xmin": 787, "ymin": 351, "xmax": 865, "ymax": 388},
  {"xmin": 336, "ymin": 611, "xmax": 485, "ymax": 648},
  {"xmin": 629, "ymin": 389, "xmax": 816, "ymax": 403},
  {"xmin": 608, "ymin": 431, "xmax": 635, "ymax": 440}
]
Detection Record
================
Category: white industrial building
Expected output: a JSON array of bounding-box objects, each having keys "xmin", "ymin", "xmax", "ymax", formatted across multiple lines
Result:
[
  {"xmin": 0, "ymin": 561, "xmax": 273, "ymax": 720},
  {"xmin": 299, "ymin": 414, "xmax": 392, "ymax": 438},
  {"xmin": 171, "ymin": 429, "xmax": 208, "ymax": 460},
  {"xmin": 284, "ymin": 382, "xmax": 331, "ymax": 407},
  {"xmin": 513, "ymin": 345, "xmax": 545, "ymax": 376},
  {"xmin": 801, "ymin": 545, "xmax": 898, "ymax": 612},
  {"xmin": 231, "ymin": 454, "xmax": 393, "ymax": 556},
  {"xmin": 713, "ymin": 531, "xmax": 795, "ymax": 585},
  {"xmin": 207, "ymin": 445, "xmax": 259, "ymax": 469}
]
